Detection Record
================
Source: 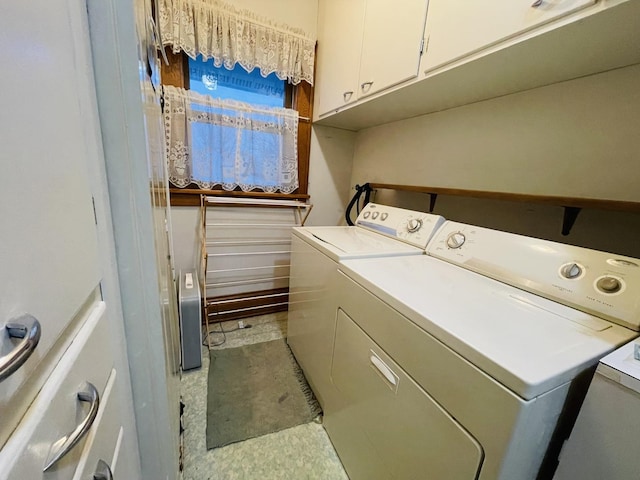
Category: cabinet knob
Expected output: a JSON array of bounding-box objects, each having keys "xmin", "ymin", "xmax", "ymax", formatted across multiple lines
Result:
[
  {"xmin": 0, "ymin": 315, "xmax": 41, "ymax": 382},
  {"xmin": 361, "ymin": 81, "xmax": 374, "ymax": 92},
  {"xmin": 343, "ymin": 91, "xmax": 353, "ymax": 102}
]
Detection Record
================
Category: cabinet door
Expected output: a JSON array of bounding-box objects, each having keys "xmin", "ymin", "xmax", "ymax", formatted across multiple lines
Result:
[
  {"xmin": 423, "ymin": 0, "xmax": 596, "ymax": 72},
  {"xmin": 358, "ymin": 0, "xmax": 429, "ymax": 98},
  {"xmin": 0, "ymin": 0, "xmax": 102, "ymax": 446},
  {"xmin": 315, "ymin": 0, "xmax": 366, "ymax": 116}
]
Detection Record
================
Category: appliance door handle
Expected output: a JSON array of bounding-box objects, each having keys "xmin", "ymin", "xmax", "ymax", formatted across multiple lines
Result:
[
  {"xmin": 43, "ymin": 381, "xmax": 100, "ymax": 472},
  {"xmin": 370, "ymin": 353, "xmax": 397, "ymax": 386},
  {"xmin": 0, "ymin": 315, "xmax": 41, "ymax": 382},
  {"xmin": 93, "ymin": 459, "xmax": 114, "ymax": 480}
]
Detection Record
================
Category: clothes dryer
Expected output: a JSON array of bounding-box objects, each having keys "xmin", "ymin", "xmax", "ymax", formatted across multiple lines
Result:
[
  {"xmin": 287, "ymin": 203, "xmax": 445, "ymax": 409},
  {"xmin": 328, "ymin": 221, "xmax": 639, "ymax": 480}
]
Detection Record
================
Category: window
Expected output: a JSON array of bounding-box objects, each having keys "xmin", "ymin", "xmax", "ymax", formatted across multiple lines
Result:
[
  {"xmin": 189, "ymin": 57, "xmax": 285, "ymax": 107},
  {"xmin": 161, "ymin": 49, "xmax": 313, "ymax": 206}
]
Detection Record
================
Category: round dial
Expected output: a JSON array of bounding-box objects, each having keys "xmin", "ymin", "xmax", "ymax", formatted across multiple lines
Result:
[
  {"xmin": 406, "ymin": 218, "xmax": 423, "ymax": 233},
  {"xmin": 560, "ymin": 263, "xmax": 583, "ymax": 279},
  {"xmin": 596, "ymin": 276, "xmax": 622, "ymax": 294},
  {"xmin": 446, "ymin": 232, "xmax": 466, "ymax": 249}
]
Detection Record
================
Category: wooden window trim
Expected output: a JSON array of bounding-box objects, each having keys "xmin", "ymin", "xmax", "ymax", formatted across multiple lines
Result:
[{"xmin": 160, "ymin": 47, "xmax": 313, "ymax": 207}]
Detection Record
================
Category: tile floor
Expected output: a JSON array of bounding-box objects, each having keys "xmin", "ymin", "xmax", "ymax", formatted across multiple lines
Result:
[{"xmin": 180, "ymin": 312, "xmax": 349, "ymax": 480}]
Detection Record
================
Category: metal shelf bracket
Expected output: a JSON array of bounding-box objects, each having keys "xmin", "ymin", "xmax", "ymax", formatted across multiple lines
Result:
[{"xmin": 561, "ymin": 207, "xmax": 582, "ymax": 236}]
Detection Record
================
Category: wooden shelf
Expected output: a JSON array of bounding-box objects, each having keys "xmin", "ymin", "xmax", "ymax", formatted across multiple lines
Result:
[{"xmin": 368, "ymin": 183, "xmax": 640, "ymax": 213}]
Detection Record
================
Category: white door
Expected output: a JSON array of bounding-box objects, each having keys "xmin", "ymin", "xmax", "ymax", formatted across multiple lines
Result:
[
  {"xmin": 423, "ymin": 0, "xmax": 596, "ymax": 72},
  {"xmin": 0, "ymin": 0, "xmax": 143, "ymax": 477},
  {"xmin": 0, "ymin": 0, "xmax": 104, "ymax": 447}
]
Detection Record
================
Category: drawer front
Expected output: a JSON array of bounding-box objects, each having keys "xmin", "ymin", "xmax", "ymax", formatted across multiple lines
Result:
[
  {"xmin": 331, "ymin": 309, "xmax": 483, "ymax": 480},
  {"xmin": 0, "ymin": 303, "xmax": 113, "ymax": 480}
]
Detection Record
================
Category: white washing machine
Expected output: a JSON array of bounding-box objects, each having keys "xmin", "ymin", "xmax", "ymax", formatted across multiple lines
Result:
[
  {"xmin": 287, "ymin": 203, "xmax": 445, "ymax": 409},
  {"xmin": 553, "ymin": 339, "xmax": 640, "ymax": 479},
  {"xmin": 327, "ymin": 221, "xmax": 640, "ymax": 480}
]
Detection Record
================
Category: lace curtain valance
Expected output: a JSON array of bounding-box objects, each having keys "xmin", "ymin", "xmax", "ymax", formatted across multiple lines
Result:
[
  {"xmin": 158, "ymin": 0, "xmax": 315, "ymax": 85},
  {"xmin": 164, "ymin": 85, "xmax": 299, "ymax": 193}
]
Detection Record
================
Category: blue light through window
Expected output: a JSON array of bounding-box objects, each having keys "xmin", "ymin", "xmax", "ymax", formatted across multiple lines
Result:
[{"xmin": 188, "ymin": 56, "xmax": 285, "ymax": 107}]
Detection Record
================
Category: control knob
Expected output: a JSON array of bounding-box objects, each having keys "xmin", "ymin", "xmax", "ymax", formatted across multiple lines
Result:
[
  {"xmin": 446, "ymin": 232, "xmax": 466, "ymax": 249},
  {"xmin": 596, "ymin": 276, "xmax": 622, "ymax": 294},
  {"xmin": 406, "ymin": 218, "xmax": 422, "ymax": 233},
  {"xmin": 560, "ymin": 263, "xmax": 582, "ymax": 279}
]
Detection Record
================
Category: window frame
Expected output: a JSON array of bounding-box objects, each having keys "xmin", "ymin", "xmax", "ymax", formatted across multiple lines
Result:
[{"xmin": 160, "ymin": 48, "xmax": 313, "ymax": 206}]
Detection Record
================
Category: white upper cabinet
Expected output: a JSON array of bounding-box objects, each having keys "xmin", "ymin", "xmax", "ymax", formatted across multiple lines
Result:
[
  {"xmin": 421, "ymin": 0, "xmax": 596, "ymax": 72},
  {"xmin": 358, "ymin": 0, "xmax": 429, "ymax": 98},
  {"xmin": 314, "ymin": 0, "xmax": 640, "ymax": 131},
  {"xmin": 315, "ymin": 0, "xmax": 367, "ymax": 116},
  {"xmin": 315, "ymin": 0, "xmax": 429, "ymax": 117}
]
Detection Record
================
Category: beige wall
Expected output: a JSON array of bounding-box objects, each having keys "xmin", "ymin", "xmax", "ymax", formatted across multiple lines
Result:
[
  {"xmin": 306, "ymin": 125, "xmax": 357, "ymax": 226},
  {"xmin": 171, "ymin": 207, "xmax": 201, "ymax": 274},
  {"xmin": 352, "ymin": 64, "xmax": 640, "ymax": 201},
  {"xmin": 352, "ymin": 64, "xmax": 640, "ymax": 257}
]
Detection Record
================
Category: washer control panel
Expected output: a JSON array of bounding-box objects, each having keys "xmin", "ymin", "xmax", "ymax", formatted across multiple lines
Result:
[
  {"xmin": 355, "ymin": 203, "xmax": 445, "ymax": 249},
  {"xmin": 428, "ymin": 221, "xmax": 640, "ymax": 330}
]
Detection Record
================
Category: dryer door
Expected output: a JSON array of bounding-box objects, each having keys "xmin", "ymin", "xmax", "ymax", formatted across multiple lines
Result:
[{"xmin": 329, "ymin": 309, "xmax": 484, "ymax": 480}]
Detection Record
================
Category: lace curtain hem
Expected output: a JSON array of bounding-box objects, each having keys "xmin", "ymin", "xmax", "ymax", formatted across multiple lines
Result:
[
  {"xmin": 164, "ymin": 85, "xmax": 299, "ymax": 194},
  {"xmin": 158, "ymin": 0, "xmax": 315, "ymax": 85}
]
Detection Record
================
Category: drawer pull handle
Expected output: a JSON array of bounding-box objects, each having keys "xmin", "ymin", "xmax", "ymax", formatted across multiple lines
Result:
[
  {"xmin": 43, "ymin": 381, "xmax": 100, "ymax": 472},
  {"xmin": 343, "ymin": 91, "xmax": 353, "ymax": 101},
  {"xmin": 0, "ymin": 315, "xmax": 41, "ymax": 382},
  {"xmin": 93, "ymin": 459, "xmax": 114, "ymax": 480},
  {"xmin": 361, "ymin": 81, "xmax": 374, "ymax": 91},
  {"xmin": 531, "ymin": 0, "xmax": 543, "ymax": 6},
  {"xmin": 370, "ymin": 353, "xmax": 397, "ymax": 386}
]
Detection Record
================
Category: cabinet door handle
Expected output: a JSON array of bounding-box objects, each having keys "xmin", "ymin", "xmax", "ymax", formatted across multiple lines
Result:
[
  {"xmin": 0, "ymin": 315, "xmax": 41, "ymax": 382},
  {"xmin": 360, "ymin": 81, "xmax": 374, "ymax": 91},
  {"xmin": 343, "ymin": 91, "xmax": 354, "ymax": 102},
  {"xmin": 531, "ymin": 0, "xmax": 543, "ymax": 7},
  {"xmin": 93, "ymin": 459, "xmax": 114, "ymax": 480},
  {"xmin": 43, "ymin": 381, "xmax": 100, "ymax": 472}
]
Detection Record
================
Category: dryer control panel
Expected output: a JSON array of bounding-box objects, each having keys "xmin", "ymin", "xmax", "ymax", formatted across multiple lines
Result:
[
  {"xmin": 427, "ymin": 221, "xmax": 640, "ymax": 331},
  {"xmin": 356, "ymin": 203, "xmax": 445, "ymax": 249}
]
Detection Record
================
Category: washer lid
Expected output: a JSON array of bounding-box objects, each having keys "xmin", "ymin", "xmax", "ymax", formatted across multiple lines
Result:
[
  {"xmin": 293, "ymin": 226, "xmax": 424, "ymax": 261},
  {"xmin": 339, "ymin": 255, "xmax": 638, "ymax": 400}
]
